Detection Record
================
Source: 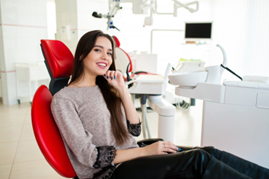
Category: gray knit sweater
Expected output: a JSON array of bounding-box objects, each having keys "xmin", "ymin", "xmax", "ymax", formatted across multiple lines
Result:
[{"xmin": 51, "ymin": 86, "xmax": 140, "ymax": 179}]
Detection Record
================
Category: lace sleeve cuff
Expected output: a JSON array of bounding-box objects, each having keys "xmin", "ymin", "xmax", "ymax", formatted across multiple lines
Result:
[
  {"xmin": 93, "ymin": 146, "xmax": 116, "ymax": 169},
  {"xmin": 127, "ymin": 119, "xmax": 141, "ymax": 137}
]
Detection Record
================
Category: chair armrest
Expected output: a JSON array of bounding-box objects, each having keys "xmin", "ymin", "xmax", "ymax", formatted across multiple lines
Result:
[{"xmin": 137, "ymin": 138, "xmax": 163, "ymax": 147}]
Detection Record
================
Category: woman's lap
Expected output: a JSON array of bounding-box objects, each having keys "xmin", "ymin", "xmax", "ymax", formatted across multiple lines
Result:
[{"xmin": 112, "ymin": 147, "xmax": 210, "ymax": 179}]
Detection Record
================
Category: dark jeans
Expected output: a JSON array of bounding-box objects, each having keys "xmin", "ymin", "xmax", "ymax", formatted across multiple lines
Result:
[{"xmin": 112, "ymin": 146, "xmax": 269, "ymax": 179}]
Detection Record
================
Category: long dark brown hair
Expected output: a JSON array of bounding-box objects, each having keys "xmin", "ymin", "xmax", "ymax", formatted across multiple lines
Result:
[{"xmin": 69, "ymin": 30, "xmax": 129, "ymax": 145}]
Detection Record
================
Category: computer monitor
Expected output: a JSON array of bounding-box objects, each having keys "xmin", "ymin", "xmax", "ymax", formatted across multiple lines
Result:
[{"xmin": 184, "ymin": 22, "xmax": 212, "ymax": 41}]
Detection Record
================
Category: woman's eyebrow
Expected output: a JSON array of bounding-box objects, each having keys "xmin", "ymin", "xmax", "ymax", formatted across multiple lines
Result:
[{"xmin": 94, "ymin": 45, "xmax": 112, "ymax": 51}]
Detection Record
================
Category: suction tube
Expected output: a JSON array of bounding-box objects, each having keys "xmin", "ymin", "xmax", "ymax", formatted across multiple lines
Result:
[{"xmin": 216, "ymin": 44, "xmax": 242, "ymax": 81}]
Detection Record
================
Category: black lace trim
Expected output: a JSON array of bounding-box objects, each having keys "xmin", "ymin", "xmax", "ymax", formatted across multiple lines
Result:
[
  {"xmin": 93, "ymin": 165, "xmax": 116, "ymax": 179},
  {"xmin": 127, "ymin": 119, "xmax": 141, "ymax": 136},
  {"xmin": 137, "ymin": 142, "xmax": 147, "ymax": 147},
  {"xmin": 93, "ymin": 146, "xmax": 116, "ymax": 169}
]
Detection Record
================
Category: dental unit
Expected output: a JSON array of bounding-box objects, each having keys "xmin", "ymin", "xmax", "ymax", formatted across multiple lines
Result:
[
  {"xmin": 126, "ymin": 64, "xmax": 176, "ymax": 143},
  {"xmin": 168, "ymin": 45, "xmax": 269, "ymax": 168}
]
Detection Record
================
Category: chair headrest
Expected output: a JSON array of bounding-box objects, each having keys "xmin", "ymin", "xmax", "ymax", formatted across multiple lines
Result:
[
  {"xmin": 112, "ymin": 36, "xmax": 120, "ymax": 47},
  {"xmin": 41, "ymin": 40, "xmax": 74, "ymax": 79}
]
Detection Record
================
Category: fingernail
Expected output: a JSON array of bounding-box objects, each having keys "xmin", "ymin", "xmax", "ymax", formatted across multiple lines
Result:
[
  {"xmin": 111, "ymin": 77, "xmax": 113, "ymax": 80},
  {"xmin": 114, "ymin": 76, "xmax": 116, "ymax": 79},
  {"xmin": 107, "ymin": 76, "xmax": 109, "ymax": 79},
  {"xmin": 178, "ymin": 147, "xmax": 182, "ymax": 151},
  {"xmin": 104, "ymin": 74, "xmax": 106, "ymax": 76}
]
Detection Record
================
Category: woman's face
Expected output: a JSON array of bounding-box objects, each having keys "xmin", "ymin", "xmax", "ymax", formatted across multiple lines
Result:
[{"xmin": 83, "ymin": 36, "xmax": 113, "ymax": 77}]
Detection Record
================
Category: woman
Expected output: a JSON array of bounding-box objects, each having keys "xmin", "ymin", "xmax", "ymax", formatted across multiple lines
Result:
[{"xmin": 51, "ymin": 30, "xmax": 269, "ymax": 179}]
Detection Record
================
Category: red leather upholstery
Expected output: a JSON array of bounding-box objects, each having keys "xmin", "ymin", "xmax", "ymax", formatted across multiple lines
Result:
[
  {"xmin": 112, "ymin": 36, "xmax": 133, "ymax": 74},
  {"xmin": 112, "ymin": 36, "xmax": 159, "ymax": 81},
  {"xmin": 112, "ymin": 35, "xmax": 121, "ymax": 47},
  {"xmin": 31, "ymin": 85, "xmax": 76, "ymax": 178},
  {"xmin": 41, "ymin": 40, "xmax": 73, "ymax": 79},
  {"xmin": 118, "ymin": 47, "xmax": 133, "ymax": 73}
]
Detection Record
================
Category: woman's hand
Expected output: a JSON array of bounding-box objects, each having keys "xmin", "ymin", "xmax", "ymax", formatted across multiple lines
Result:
[
  {"xmin": 142, "ymin": 141, "xmax": 180, "ymax": 156},
  {"xmin": 104, "ymin": 70, "xmax": 126, "ymax": 93}
]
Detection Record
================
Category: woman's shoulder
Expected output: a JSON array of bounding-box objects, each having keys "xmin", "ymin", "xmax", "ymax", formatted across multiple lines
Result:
[
  {"xmin": 52, "ymin": 85, "xmax": 101, "ymax": 102},
  {"xmin": 53, "ymin": 87, "xmax": 74, "ymax": 99}
]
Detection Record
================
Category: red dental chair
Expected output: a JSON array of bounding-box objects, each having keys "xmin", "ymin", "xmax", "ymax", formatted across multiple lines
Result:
[
  {"xmin": 31, "ymin": 39, "xmax": 163, "ymax": 179},
  {"xmin": 31, "ymin": 39, "xmax": 77, "ymax": 178}
]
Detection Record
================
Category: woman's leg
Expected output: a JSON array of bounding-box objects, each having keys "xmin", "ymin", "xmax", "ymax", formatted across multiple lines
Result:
[
  {"xmin": 112, "ymin": 148, "xmax": 252, "ymax": 179},
  {"xmin": 197, "ymin": 146, "xmax": 269, "ymax": 179}
]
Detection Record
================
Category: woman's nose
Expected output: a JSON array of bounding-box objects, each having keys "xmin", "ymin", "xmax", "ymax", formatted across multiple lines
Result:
[{"xmin": 102, "ymin": 52, "xmax": 109, "ymax": 60}]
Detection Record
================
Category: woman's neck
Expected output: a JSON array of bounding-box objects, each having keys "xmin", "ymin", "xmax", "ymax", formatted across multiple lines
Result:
[{"xmin": 69, "ymin": 74, "xmax": 96, "ymax": 87}]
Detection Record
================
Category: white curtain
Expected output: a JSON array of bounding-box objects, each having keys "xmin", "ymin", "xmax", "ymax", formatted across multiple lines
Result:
[{"xmin": 211, "ymin": 0, "xmax": 269, "ymax": 78}]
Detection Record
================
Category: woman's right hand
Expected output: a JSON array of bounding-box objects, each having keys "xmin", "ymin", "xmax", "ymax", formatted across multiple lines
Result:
[
  {"xmin": 114, "ymin": 141, "xmax": 180, "ymax": 164},
  {"xmin": 142, "ymin": 141, "xmax": 179, "ymax": 156}
]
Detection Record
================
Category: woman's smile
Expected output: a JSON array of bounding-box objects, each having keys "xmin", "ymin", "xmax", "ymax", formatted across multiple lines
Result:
[{"xmin": 96, "ymin": 62, "xmax": 108, "ymax": 69}]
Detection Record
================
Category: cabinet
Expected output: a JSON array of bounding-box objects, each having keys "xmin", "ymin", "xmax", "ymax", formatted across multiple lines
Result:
[{"xmin": 15, "ymin": 62, "xmax": 50, "ymax": 103}]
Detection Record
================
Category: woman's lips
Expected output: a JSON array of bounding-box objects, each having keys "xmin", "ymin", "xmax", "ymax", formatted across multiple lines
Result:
[{"xmin": 96, "ymin": 62, "xmax": 107, "ymax": 69}]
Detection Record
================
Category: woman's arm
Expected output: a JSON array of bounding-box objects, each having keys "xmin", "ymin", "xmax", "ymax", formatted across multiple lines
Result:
[
  {"xmin": 118, "ymin": 87, "xmax": 140, "ymax": 124},
  {"xmin": 105, "ymin": 71, "xmax": 140, "ymax": 124},
  {"xmin": 114, "ymin": 141, "xmax": 180, "ymax": 164},
  {"xmin": 51, "ymin": 96, "xmax": 100, "ymax": 167}
]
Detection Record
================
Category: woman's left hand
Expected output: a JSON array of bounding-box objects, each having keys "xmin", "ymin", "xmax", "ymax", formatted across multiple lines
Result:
[{"xmin": 104, "ymin": 70, "xmax": 126, "ymax": 93}]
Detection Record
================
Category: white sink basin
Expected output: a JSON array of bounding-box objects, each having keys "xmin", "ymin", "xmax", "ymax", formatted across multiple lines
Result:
[{"xmin": 168, "ymin": 71, "xmax": 208, "ymax": 87}]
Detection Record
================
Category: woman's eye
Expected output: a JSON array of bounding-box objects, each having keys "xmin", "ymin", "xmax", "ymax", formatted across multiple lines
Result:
[
  {"xmin": 107, "ymin": 52, "xmax": 112, "ymax": 56},
  {"xmin": 94, "ymin": 49, "xmax": 101, "ymax": 52}
]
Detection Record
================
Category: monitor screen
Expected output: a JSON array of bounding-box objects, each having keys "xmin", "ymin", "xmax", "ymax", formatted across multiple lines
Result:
[{"xmin": 184, "ymin": 22, "xmax": 212, "ymax": 40}]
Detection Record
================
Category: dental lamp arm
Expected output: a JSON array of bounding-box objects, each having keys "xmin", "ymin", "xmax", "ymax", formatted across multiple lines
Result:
[{"xmin": 172, "ymin": 0, "xmax": 199, "ymax": 13}]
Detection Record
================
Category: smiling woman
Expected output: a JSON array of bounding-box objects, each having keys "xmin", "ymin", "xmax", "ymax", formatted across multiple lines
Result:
[
  {"xmin": 78, "ymin": 36, "xmax": 113, "ymax": 81},
  {"xmin": 50, "ymin": 30, "xmax": 269, "ymax": 179}
]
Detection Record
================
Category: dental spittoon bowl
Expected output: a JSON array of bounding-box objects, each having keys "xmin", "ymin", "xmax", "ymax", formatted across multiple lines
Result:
[{"xmin": 168, "ymin": 71, "xmax": 208, "ymax": 87}]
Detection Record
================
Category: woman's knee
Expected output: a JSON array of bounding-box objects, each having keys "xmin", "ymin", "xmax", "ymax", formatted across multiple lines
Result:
[
  {"xmin": 200, "ymin": 146, "xmax": 216, "ymax": 154},
  {"xmin": 199, "ymin": 146, "xmax": 224, "ymax": 159},
  {"xmin": 184, "ymin": 148, "xmax": 212, "ymax": 163},
  {"xmin": 179, "ymin": 149, "xmax": 213, "ymax": 172}
]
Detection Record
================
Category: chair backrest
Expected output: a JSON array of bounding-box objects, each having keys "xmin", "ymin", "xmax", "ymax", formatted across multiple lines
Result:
[
  {"xmin": 40, "ymin": 39, "xmax": 74, "ymax": 95},
  {"xmin": 112, "ymin": 36, "xmax": 132, "ymax": 74},
  {"xmin": 31, "ymin": 85, "xmax": 76, "ymax": 178},
  {"xmin": 31, "ymin": 39, "xmax": 76, "ymax": 178}
]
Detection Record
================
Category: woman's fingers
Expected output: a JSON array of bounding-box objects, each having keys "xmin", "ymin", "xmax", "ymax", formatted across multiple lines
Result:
[
  {"xmin": 104, "ymin": 70, "xmax": 119, "ymax": 80},
  {"xmin": 105, "ymin": 70, "xmax": 113, "ymax": 80},
  {"xmin": 162, "ymin": 141, "xmax": 180, "ymax": 153}
]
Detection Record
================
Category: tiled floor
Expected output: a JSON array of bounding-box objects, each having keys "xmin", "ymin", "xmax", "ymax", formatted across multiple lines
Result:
[{"xmin": 0, "ymin": 99, "xmax": 203, "ymax": 179}]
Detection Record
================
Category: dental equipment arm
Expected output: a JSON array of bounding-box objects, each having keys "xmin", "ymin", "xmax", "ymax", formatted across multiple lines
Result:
[
  {"xmin": 92, "ymin": 0, "xmax": 122, "ymax": 31},
  {"xmin": 92, "ymin": 0, "xmax": 199, "ymax": 29},
  {"xmin": 172, "ymin": 0, "xmax": 199, "ymax": 13}
]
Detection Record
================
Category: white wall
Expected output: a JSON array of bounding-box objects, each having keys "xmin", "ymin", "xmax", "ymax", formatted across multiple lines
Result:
[
  {"xmin": 55, "ymin": 0, "xmax": 108, "ymax": 53},
  {"xmin": 0, "ymin": 0, "xmax": 48, "ymax": 105},
  {"xmin": 47, "ymin": 0, "xmax": 56, "ymax": 39},
  {"xmin": 77, "ymin": 0, "xmax": 108, "ymax": 39}
]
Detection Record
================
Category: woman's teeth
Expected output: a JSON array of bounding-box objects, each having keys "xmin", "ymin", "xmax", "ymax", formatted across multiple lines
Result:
[{"xmin": 97, "ymin": 63, "xmax": 106, "ymax": 67}]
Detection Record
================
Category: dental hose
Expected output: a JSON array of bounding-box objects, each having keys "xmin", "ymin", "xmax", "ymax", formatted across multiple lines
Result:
[{"xmin": 220, "ymin": 64, "xmax": 242, "ymax": 81}]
